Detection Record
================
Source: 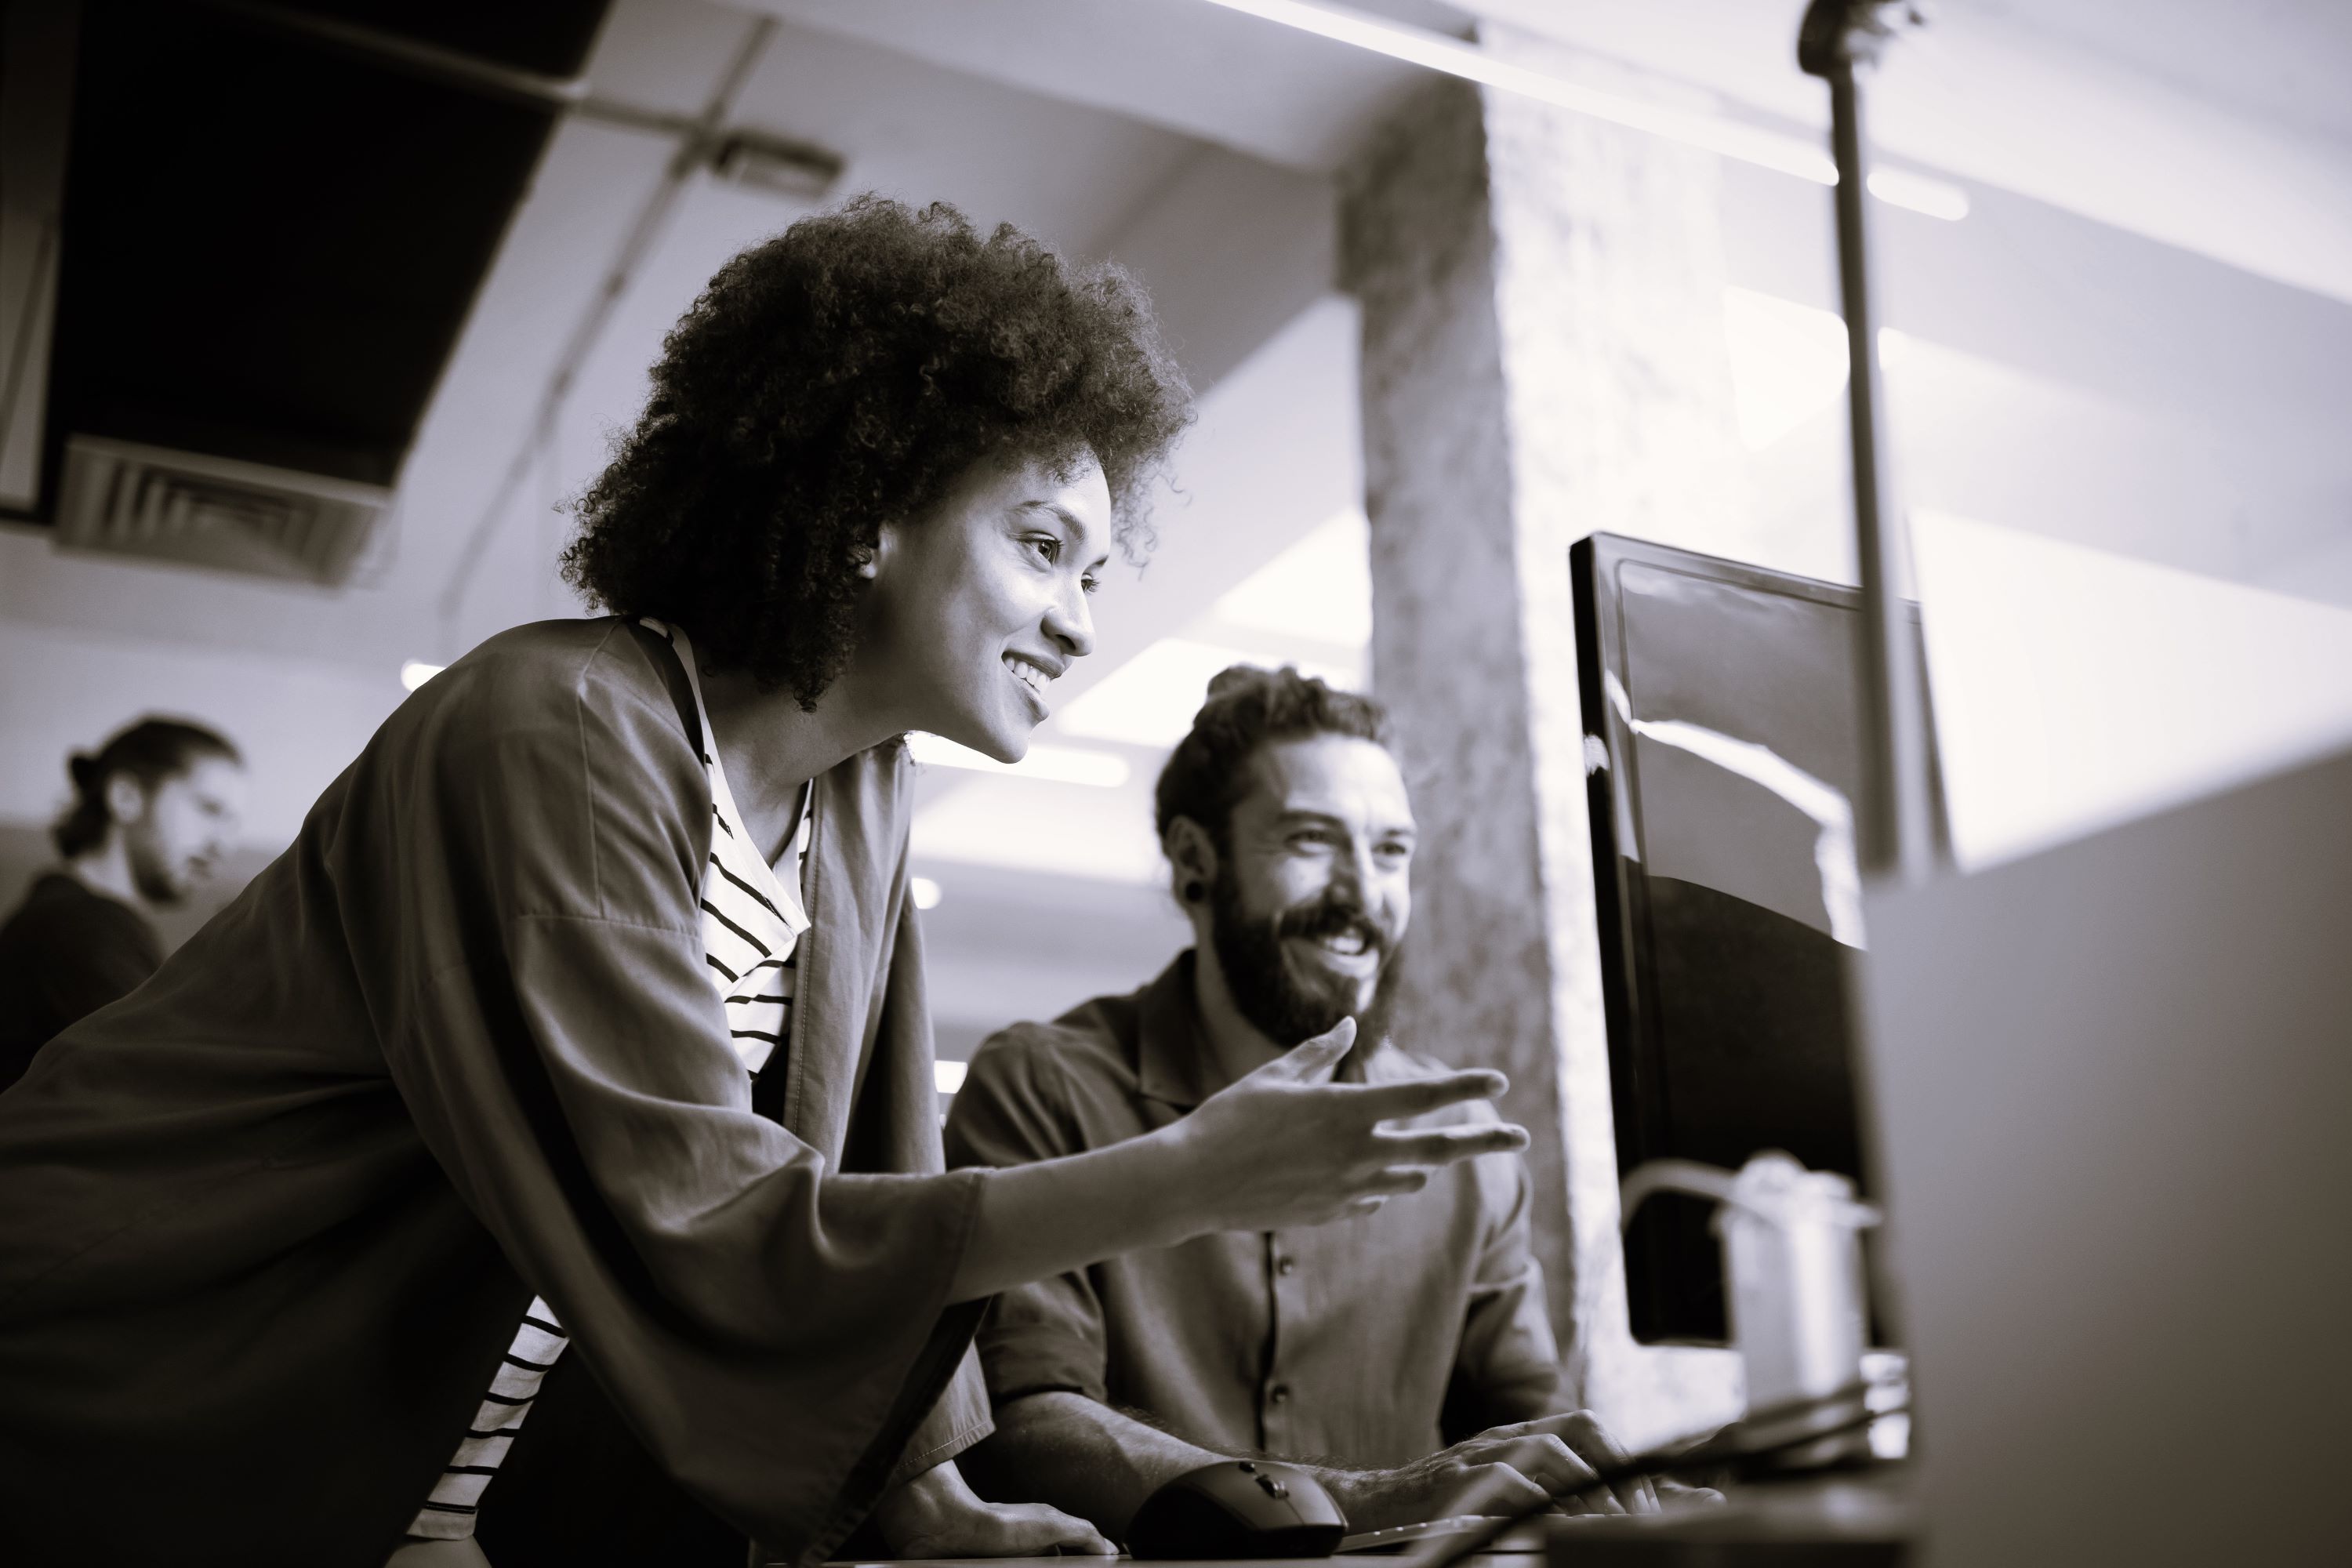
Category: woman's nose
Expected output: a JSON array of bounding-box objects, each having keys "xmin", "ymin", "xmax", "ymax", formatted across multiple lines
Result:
[{"xmin": 1044, "ymin": 585, "xmax": 1095, "ymax": 660}]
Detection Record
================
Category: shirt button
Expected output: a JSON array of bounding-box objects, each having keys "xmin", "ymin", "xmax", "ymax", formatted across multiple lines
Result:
[
  {"xmin": 1269, "ymin": 1385, "xmax": 1290, "ymax": 1405},
  {"xmin": 1276, "ymin": 1257, "xmax": 1297, "ymax": 1276}
]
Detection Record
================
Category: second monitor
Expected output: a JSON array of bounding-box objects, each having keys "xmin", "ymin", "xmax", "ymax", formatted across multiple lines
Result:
[{"xmin": 1570, "ymin": 532, "xmax": 1945, "ymax": 1344}]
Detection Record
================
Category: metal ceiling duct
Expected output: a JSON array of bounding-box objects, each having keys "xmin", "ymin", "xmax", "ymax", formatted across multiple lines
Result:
[
  {"xmin": 26, "ymin": 0, "xmax": 613, "ymax": 584},
  {"xmin": 53, "ymin": 434, "xmax": 393, "ymax": 586}
]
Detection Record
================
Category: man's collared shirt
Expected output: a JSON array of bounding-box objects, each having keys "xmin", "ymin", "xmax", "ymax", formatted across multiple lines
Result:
[{"xmin": 944, "ymin": 952, "xmax": 1563, "ymax": 1468}]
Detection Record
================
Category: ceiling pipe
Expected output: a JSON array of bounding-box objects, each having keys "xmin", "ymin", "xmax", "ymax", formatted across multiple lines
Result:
[
  {"xmin": 432, "ymin": 13, "xmax": 809, "ymax": 636},
  {"xmin": 185, "ymin": 5, "xmax": 834, "ymax": 634},
  {"xmin": 205, "ymin": 1, "xmax": 836, "ymax": 167},
  {"xmin": 201, "ymin": 0, "xmax": 590, "ymax": 112}
]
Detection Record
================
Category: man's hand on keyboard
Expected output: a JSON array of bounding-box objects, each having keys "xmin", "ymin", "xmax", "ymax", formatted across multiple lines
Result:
[{"xmin": 1321, "ymin": 1412, "xmax": 1661, "ymax": 1533}]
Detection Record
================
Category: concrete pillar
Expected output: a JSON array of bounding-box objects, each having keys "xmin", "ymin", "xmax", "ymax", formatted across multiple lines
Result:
[{"xmin": 1342, "ymin": 34, "xmax": 1751, "ymax": 1446}]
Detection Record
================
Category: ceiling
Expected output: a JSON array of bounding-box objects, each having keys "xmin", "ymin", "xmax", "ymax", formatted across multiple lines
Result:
[
  {"xmin": 38, "ymin": 0, "xmax": 607, "ymax": 508},
  {"xmin": 12, "ymin": 0, "xmax": 2347, "ymax": 691},
  {"xmin": 1968, "ymin": 0, "xmax": 2352, "ymax": 149},
  {"xmin": 730, "ymin": 0, "xmax": 1471, "ymax": 176},
  {"xmin": 1472, "ymin": 0, "xmax": 2352, "ymax": 307},
  {"xmin": 5, "ymin": 0, "xmax": 2351, "ymax": 1047},
  {"xmin": 0, "ymin": 0, "xmax": 1396, "ymax": 1043},
  {"xmin": 0, "ymin": 0, "xmax": 1356, "ymax": 670}
]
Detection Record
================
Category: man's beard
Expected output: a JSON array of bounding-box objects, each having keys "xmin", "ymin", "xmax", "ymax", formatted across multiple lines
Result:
[
  {"xmin": 1207, "ymin": 866, "xmax": 1403, "ymax": 1051},
  {"xmin": 125, "ymin": 822, "xmax": 190, "ymax": 907}
]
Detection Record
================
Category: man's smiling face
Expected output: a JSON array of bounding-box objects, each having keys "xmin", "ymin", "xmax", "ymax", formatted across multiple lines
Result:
[{"xmin": 1207, "ymin": 733, "xmax": 1416, "ymax": 1047}]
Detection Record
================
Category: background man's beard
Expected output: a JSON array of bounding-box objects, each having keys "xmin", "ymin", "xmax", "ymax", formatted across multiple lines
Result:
[
  {"xmin": 125, "ymin": 826, "xmax": 188, "ymax": 907},
  {"xmin": 1207, "ymin": 868, "xmax": 1404, "ymax": 1050}
]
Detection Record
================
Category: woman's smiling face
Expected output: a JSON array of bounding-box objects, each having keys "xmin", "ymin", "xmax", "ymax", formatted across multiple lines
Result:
[{"xmin": 863, "ymin": 449, "xmax": 1112, "ymax": 761}]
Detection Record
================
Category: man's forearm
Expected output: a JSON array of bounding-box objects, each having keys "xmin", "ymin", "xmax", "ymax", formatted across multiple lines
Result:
[{"xmin": 963, "ymin": 1392, "xmax": 1225, "ymax": 1537}]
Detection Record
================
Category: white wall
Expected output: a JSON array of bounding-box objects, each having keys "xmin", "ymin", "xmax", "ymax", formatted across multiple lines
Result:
[
  {"xmin": 2260, "ymin": 528, "xmax": 2352, "ymax": 612},
  {"xmin": 0, "ymin": 609, "xmax": 403, "ymax": 851}
]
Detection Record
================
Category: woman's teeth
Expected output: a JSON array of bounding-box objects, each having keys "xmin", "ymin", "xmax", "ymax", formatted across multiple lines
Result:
[{"xmin": 1005, "ymin": 657, "xmax": 1049, "ymax": 695}]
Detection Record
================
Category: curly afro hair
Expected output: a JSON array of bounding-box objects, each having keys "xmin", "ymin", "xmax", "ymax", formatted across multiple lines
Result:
[{"xmin": 562, "ymin": 195, "xmax": 1193, "ymax": 706}]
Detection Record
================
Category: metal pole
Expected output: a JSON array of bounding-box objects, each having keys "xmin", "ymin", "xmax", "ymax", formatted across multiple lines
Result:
[{"xmin": 1800, "ymin": 1, "xmax": 1935, "ymax": 885}]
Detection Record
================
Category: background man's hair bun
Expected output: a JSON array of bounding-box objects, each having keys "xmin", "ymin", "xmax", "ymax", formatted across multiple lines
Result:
[{"xmin": 49, "ymin": 719, "xmax": 241, "ymax": 859}]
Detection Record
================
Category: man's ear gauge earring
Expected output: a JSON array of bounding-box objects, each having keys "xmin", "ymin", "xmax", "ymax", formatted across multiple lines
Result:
[{"xmin": 1182, "ymin": 879, "xmax": 1204, "ymax": 904}]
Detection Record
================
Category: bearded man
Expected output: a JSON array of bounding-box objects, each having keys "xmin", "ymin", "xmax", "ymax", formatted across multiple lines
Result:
[
  {"xmin": 0, "ymin": 717, "xmax": 245, "ymax": 1091},
  {"xmin": 946, "ymin": 666, "xmax": 1662, "ymax": 1540}
]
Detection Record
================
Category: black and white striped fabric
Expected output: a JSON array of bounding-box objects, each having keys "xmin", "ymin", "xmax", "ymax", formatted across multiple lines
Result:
[
  {"xmin": 401, "ymin": 1303, "xmax": 568, "ymax": 1538},
  {"xmin": 405, "ymin": 619, "xmax": 811, "ymax": 1541}
]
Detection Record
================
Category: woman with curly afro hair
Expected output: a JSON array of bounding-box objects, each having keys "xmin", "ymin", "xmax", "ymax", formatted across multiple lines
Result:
[{"xmin": 0, "ymin": 197, "xmax": 1526, "ymax": 1568}]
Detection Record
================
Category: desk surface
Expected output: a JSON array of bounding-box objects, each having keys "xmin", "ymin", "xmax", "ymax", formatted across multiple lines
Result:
[
  {"xmin": 828, "ymin": 1475, "xmax": 1915, "ymax": 1568},
  {"xmin": 835, "ymin": 1559, "xmax": 1533, "ymax": 1568}
]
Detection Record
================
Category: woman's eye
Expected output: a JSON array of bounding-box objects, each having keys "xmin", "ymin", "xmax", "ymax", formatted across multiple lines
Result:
[
  {"xmin": 1027, "ymin": 535, "xmax": 1060, "ymax": 564},
  {"xmin": 1080, "ymin": 573, "xmax": 1100, "ymax": 595}
]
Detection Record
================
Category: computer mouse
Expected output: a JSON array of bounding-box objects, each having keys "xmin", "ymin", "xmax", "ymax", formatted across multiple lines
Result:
[{"xmin": 1126, "ymin": 1458, "xmax": 1349, "ymax": 1559}]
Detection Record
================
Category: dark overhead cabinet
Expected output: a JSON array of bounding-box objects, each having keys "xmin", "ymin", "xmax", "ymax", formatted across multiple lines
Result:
[{"xmin": 34, "ymin": 0, "xmax": 610, "ymax": 583}]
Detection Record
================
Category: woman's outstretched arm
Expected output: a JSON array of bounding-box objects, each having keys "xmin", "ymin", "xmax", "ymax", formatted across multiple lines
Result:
[{"xmin": 949, "ymin": 1018, "xmax": 1528, "ymax": 1302}]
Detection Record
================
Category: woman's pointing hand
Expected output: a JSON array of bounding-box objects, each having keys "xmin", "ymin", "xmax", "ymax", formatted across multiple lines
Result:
[{"xmin": 1167, "ymin": 1018, "xmax": 1529, "ymax": 1233}]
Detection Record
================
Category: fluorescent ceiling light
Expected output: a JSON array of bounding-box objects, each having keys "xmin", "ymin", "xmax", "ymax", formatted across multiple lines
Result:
[
  {"xmin": 912, "ymin": 775, "xmax": 1167, "ymax": 884},
  {"xmin": 935, "ymin": 1059, "xmax": 967, "ymax": 1094},
  {"xmin": 1722, "ymin": 286, "xmax": 1917, "ymax": 450},
  {"xmin": 906, "ymin": 731, "xmax": 1131, "ymax": 788},
  {"xmin": 911, "ymin": 875, "xmax": 944, "ymax": 910},
  {"xmin": 1867, "ymin": 167, "xmax": 1970, "ymax": 221},
  {"xmin": 1200, "ymin": 0, "xmax": 1967, "ymax": 220},
  {"xmin": 1722, "ymin": 287, "xmax": 1850, "ymax": 450},
  {"xmin": 1209, "ymin": 508, "xmax": 1374, "ymax": 649},
  {"xmin": 400, "ymin": 660, "xmax": 445, "ymax": 691},
  {"xmin": 1058, "ymin": 637, "xmax": 1361, "ymax": 750}
]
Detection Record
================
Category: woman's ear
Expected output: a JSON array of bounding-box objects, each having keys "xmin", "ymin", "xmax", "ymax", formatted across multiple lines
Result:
[
  {"xmin": 1164, "ymin": 818, "xmax": 1218, "ymax": 909},
  {"xmin": 860, "ymin": 521, "xmax": 896, "ymax": 581}
]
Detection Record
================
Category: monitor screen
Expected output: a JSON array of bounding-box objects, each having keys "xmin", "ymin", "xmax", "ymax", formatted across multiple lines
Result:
[{"xmin": 1570, "ymin": 532, "xmax": 1943, "ymax": 1343}]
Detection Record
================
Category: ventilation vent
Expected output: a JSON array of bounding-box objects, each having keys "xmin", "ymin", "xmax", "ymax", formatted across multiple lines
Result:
[{"xmin": 54, "ymin": 434, "xmax": 391, "ymax": 586}]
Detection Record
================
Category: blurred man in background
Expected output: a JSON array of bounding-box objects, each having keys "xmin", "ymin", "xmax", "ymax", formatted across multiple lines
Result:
[
  {"xmin": 950, "ymin": 666, "xmax": 1671, "ymax": 1540},
  {"xmin": 0, "ymin": 717, "xmax": 245, "ymax": 1090}
]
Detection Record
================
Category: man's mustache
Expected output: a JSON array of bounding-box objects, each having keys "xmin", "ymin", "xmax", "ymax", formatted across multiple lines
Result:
[{"xmin": 1272, "ymin": 892, "xmax": 1389, "ymax": 958}]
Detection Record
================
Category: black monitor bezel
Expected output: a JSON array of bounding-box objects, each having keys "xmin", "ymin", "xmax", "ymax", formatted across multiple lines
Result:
[{"xmin": 1570, "ymin": 531, "xmax": 1933, "ymax": 1344}]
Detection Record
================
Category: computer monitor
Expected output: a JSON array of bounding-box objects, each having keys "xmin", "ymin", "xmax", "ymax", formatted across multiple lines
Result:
[
  {"xmin": 1860, "ymin": 741, "xmax": 2352, "ymax": 1568},
  {"xmin": 1570, "ymin": 532, "xmax": 1945, "ymax": 1344}
]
